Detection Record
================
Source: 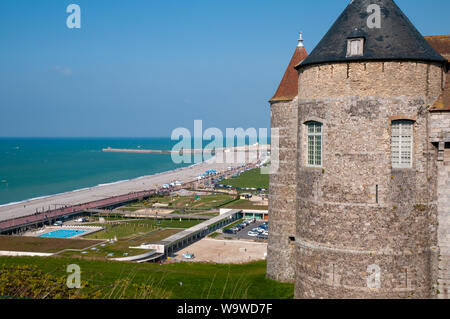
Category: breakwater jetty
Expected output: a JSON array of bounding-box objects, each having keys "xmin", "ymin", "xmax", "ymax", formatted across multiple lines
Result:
[
  {"xmin": 102, "ymin": 144, "xmax": 270, "ymax": 155},
  {"xmin": 102, "ymin": 147, "xmax": 205, "ymax": 154}
]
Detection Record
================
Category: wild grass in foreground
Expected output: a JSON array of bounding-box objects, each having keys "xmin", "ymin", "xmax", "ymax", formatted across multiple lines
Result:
[{"xmin": 0, "ymin": 257, "xmax": 294, "ymax": 299}]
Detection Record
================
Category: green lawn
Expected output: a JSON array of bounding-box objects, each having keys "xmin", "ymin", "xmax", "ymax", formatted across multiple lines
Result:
[
  {"xmin": 224, "ymin": 199, "xmax": 268, "ymax": 210},
  {"xmin": 60, "ymin": 229, "xmax": 183, "ymax": 260},
  {"xmin": 220, "ymin": 168, "xmax": 269, "ymax": 190},
  {"xmin": 207, "ymin": 232, "xmax": 220, "ymax": 238},
  {"xmin": 224, "ymin": 219, "xmax": 245, "ymax": 230},
  {"xmin": 125, "ymin": 194, "xmax": 236, "ymax": 213},
  {"xmin": 197, "ymin": 212, "xmax": 220, "ymax": 217},
  {"xmin": 0, "ymin": 235, "xmax": 100, "ymax": 253},
  {"xmin": 85, "ymin": 219, "xmax": 201, "ymax": 240},
  {"xmin": 0, "ymin": 257, "xmax": 294, "ymax": 299}
]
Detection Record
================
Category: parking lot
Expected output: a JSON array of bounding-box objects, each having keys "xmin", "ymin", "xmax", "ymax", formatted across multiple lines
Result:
[{"xmin": 219, "ymin": 220, "xmax": 268, "ymax": 241}]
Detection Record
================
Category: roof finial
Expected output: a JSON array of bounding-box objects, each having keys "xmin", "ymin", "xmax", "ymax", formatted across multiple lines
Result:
[{"xmin": 298, "ymin": 31, "xmax": 304, "ymax": 47}]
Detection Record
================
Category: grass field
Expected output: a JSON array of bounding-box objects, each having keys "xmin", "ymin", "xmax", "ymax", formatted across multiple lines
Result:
[
  {"xmin": 61, "ymin": 228, "xmax": 182, "ymax": 260},
  {"xmin": 75, "ymin": 219, "xmax": 202, "ymax": 259},
  {"xmin": 85, "ymin": 219, "xmax": 201, "ymax": 240},
  {"xmin": 0, "ymin": 256, "xmax": 294, "ymax": 299},
  {"xmin": 224, "ymin": 219, "xmax": 245, "ymax": 230},
  {"xmin": 220, "ymin": 169, "xmax": 269, "ymax": 190},
  {"xmin": 207, "ymin": 232, "xmax": 220, "ymax": 238},
  {"xmin": 0, "ymin": 235, "xmax": 100, "ymax": 253},
  {"xmin": 125, "ymin": 194, "xmax": 236, "ymax": 214},
  {"xmin": 198, "ymin": 212, "xmax": 220, "ymax": 217},
  {"xmin": 224, "ymin": 199, "xmax": 269, "ymax": 211}
]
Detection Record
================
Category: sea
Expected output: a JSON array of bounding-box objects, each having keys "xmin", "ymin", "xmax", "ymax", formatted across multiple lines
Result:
[
  {"xmin": 0, "ymin": 137, "xmax": 266, "ymax": 206},
  {"xmin": 0, "ymin": 138, "xmax": 191, "ymax": 206}
]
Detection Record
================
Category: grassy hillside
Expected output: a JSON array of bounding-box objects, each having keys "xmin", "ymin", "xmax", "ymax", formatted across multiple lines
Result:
[
  {"xmin": 0, "ymin": 235, "xmax": 100, "ymax": 253},
  {"xmin": 0, "ymin": 257, "xmax": 294, "ymax": 299}
]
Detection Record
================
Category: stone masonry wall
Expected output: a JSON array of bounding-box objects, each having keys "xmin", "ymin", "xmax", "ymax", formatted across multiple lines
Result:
[
  {"xmin": 430, "ymin": 112, "xmax": 450, "ymax": 143},
  {"xmin": 295, "ymin": 61, "xmax": 445, "ymax": 298},
  {"xmin": 298, "ymin": 62, "xmax": 444, "ymax": 100},
  {"xmin": 436, "ymin": 147, "xmax": 450, "ymax": 299},
  {"xmin": 431, "ymin": 111, "xmax": 450, "ymax": 299},
  {"xmin": 267, "ymin": 98, "xmax": 298, "ymax": 283}
]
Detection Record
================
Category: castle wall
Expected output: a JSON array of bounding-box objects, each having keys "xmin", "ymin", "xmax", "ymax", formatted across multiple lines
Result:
[
  {"xmin": 431, "ymin": 111, "xmax": 450, "ymax": 299},
  {"xmin": 436, "ymin": 146, "xmax": 450, "ymax": 299},
  {"xmin": 430, "ymin": 112, "xmax": 450, "ymax": 143},
  {"xmin": 267, "ymin": 99, "xmax": 298, "ymax": 282},
  {"xmin": 298, "ymin": 62, "xmax": 444, "ymax": 100},
  {"xmin": 295, "ymin": 61, "xmax": 444, "ymax": 298}
]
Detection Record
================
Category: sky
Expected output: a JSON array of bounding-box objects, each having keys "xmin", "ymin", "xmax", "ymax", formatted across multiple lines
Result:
[{"xmin": 0, "ymin": 0, "xmax": 448, "ymax": 137}]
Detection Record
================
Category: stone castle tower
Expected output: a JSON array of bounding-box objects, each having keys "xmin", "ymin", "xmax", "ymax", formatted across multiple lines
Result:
[
  {"xmin": 268, "ymin": 33, "xmax": 308, "ymax": 283},
  {"xmin": 268, "ymin": 0, "xmax": 450, "ymax": 298}
]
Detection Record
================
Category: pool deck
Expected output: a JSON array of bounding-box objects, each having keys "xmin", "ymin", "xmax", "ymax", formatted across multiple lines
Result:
[
  {"xmin": 28, "ymin": 226, "xmax": 103, "ymax": 239},
  {"xmin": 39, "ymin": 229, "xmax": 88, "ymax": 238}
]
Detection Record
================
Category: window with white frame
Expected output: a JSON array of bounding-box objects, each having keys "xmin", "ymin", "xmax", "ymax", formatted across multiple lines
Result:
[
  {"xmin": 391, "ymin": 120, "xmax": 413, "ymax": 168},
  {"xmin": 346, "ymin": 38, "xmax": 364, "ymax": 57},
  {"xmin": 306, "ymin": 121, "xmax": 322, "ymax": 167}
]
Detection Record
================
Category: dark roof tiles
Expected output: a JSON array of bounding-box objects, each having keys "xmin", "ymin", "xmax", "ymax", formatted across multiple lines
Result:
[
  {"xmin": 297, "ymin": 0, "xmax": 447, "ymax": 69},
  {"xmin": 426, "ymin": 35, "xmax": 450, "ymax": 111},
  {"xmin": 270, "ymin": 46, "xmax": 308, "ymax": 102}
]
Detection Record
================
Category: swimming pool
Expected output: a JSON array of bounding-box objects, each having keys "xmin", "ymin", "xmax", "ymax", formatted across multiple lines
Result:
[{"xmin": 39, "ymin": 229, "xmax": 88, "ymax": 238}]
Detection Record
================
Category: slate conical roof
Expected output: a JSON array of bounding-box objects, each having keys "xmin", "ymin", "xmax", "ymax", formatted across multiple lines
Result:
[
  {"xmin": 270, "ymin": 45, "xmax": 308, "ymax": 102},
  {"xmin": 297, "ymin": 0, "xmax": 447, "ymax": 69},
  {"xmin": 426, "ymin": 35, "xmax": 450, "ymax": 111}
]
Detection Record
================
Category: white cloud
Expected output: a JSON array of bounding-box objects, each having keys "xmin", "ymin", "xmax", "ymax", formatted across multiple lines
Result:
[{"xmin": 53, "ymin": 66, "xmax": 73, "ymax": 76}]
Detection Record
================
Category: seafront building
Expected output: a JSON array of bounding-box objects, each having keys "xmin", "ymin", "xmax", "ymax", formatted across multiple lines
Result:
[{"xmin": 268, "ymin": 0, "xmax": 450, "ymax": 298}]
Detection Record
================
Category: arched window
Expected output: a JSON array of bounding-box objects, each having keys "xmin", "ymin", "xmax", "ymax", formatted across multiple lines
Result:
[
  {"xmin": 391, "ymin": 120, "xmax": 413, "ymax": 168},
  {"xmin": 306, "ymin": 121, "xmax": 322, "ymax": 167}
]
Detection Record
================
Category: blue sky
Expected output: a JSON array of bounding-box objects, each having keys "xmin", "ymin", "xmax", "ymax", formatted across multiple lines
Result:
[{"xmin": 0, "ymin": 0, "xmax": 448, "ymax": 137}]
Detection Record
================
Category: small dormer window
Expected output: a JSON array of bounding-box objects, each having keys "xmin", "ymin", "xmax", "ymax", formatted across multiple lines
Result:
[
  {"xmin": 347, "ymin": 38, "xmax": 364, "ymax": 57},
  {"xmin": 346, "ymin": 28, "xmax": 365, "ymax": 57}
]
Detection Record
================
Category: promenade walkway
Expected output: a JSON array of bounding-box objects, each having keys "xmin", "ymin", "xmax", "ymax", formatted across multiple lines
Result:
[{"xmin": 0, "ymin": 156, "xmax": 260, "ymax": 234}]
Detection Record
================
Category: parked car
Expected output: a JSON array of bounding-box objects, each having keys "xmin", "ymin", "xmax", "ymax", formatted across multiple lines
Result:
[{"xmin": 248, "ymin": 231, "xmax": 259, "ymax": 237}]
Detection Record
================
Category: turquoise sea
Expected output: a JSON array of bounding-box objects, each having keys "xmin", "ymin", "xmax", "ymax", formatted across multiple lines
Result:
[
  {"xmin": 0, "ymin": 137, "xmax": 267, "ymax": 206},
  {"xmin": 0, "ymin": 138, "xmax": 192, "ymax": 206}
]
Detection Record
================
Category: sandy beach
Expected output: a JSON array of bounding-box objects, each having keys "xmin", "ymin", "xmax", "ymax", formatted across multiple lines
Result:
[{"xmin": 0, "ymin": 147, "xmax": 266, "ymax": 223}]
